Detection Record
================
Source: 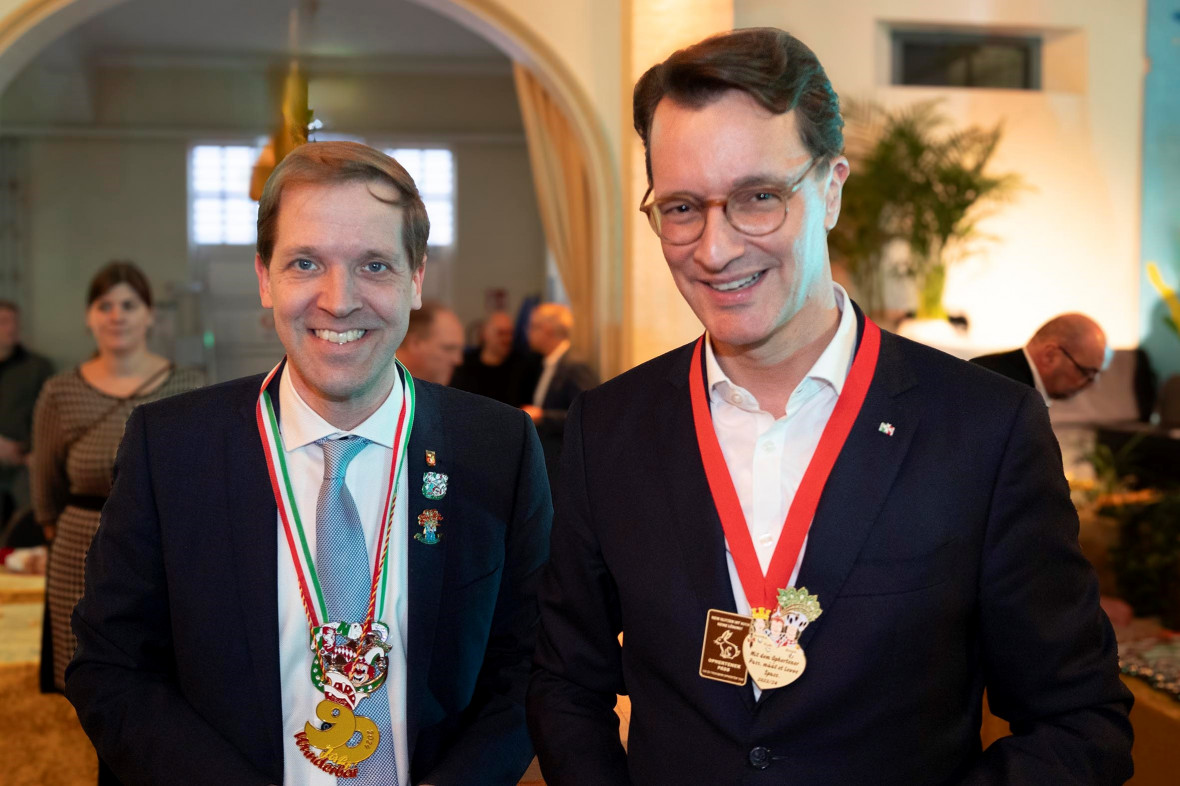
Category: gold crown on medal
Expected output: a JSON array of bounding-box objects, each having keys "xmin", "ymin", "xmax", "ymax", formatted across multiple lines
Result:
[
  {"xmin": 750, "ymin": 607, "xmax": 772, "ymax": 621},
  {"xmin": 776, "ymin": 586, "xmax": 823, "ymax": 623}
]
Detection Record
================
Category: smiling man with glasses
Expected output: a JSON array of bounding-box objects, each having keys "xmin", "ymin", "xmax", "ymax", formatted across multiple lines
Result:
[
  {"xmin": 528, "ymin": 27, "xmax": 1131, "ymax": 786},
  {"xmin": 973, "ymin": 313, "xmax": 1110, "ymax": 403}
]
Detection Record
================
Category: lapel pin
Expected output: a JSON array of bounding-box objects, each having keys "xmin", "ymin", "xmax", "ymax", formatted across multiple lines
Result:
[
  {"xmin": 878, "ymin": 422, "xmax": 896, "ymax": 436},
  {"xmin": 422, "ymin": 471, "xmax": 448, "ymax": 500},
  {"xmin": 425, "ymin": 449, "xmax": 437, "ymax": 467},
  {"xmin": 415, "ymin": 509, "xmax": 443, "ymax": 544}
]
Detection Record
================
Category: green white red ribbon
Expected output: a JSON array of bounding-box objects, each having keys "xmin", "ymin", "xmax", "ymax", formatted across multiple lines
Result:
[{"xmin": 256, "ymin": 359, "xmax": 416, "ymax": 631}]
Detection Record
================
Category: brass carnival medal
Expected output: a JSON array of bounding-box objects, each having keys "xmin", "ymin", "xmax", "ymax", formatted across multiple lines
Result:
[
  {"xmin": 257, "ymin": 359, "xmax": 415, "ymax": 778},
  {"xmin": 691, "ymin": 320, "xmax": 881, "ymax": 691}
]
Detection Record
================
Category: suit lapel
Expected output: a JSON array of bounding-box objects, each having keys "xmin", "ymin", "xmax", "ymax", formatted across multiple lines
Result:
[
  {"xmin": 792, "ymin": 327, "xmax": 918, "ymax": 654},
  {"xmin": 405, "ymin": 380, "xmax": 448, "ymax": 757},
  {"xmin": 227, "ymin": 373, "xmax": 285, "ymax": 771},
  {"xmin": 658, "ymin": 345, "xmax": 756, "ymax": 712}
]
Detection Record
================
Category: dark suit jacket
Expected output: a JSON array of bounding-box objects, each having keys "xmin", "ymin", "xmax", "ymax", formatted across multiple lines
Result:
[
  {"xmin": 527, "ymin": 313, "xmax": 1133, "ymax": 785},
  {"xmin": 67, "ymin": 371, "xmax": 551, "ymax": 786},
  {"xmin": 533, "ymin": 354, "xmax": 598, "ymax": 480},
  {"xmin": 971, "ymin": 348, "xmax": 1035, "ymax": 389}
]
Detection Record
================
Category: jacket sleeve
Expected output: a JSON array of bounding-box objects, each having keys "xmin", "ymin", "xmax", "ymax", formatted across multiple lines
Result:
[
  {"xmin": 964, "ymin": 389, "xmax": 1134, "ymax": 784},
  {"xmin": 537, "ymin": 361, "xmax": 599, "ymax": 441},
  {"xmin": 65, "ymin": 406, "xmax": 273, "ymax": 786},
  {"xmin": 526, "ymin": 394, "xmax": 631, "ymax": 785},
  {"xmin": 420, "ymin": 408, "xmax": 553, "ymax": 785}
]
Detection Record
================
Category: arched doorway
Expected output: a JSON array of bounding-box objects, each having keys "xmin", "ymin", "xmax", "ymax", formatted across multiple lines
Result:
[{"xmin": 0, "ymin": 0, "xmax": 622, "ymax": 376}]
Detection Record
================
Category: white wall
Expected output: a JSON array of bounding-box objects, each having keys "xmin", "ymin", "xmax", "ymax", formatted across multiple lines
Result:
[
  {"xmin": 2, "ymin": 61, "xmax": 546, "ymax": 371},
  {"xmin": 738, "ymin": 0, "xmax": 1147, "ymax": 350}
]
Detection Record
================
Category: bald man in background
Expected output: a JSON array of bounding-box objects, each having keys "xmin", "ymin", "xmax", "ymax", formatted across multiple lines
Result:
[
  {"xmin": 522, "ymin": 304, "xmax": 597, "ymax": 480},
  {"xmin": 972, "ymin": 314, "xmax": 1110, "ymax": 404},
  {"xmin": 395, "ymin": 300, "xmax": 465, "ymax": 385},
  {"xmin": 452, "ymin": 311, "xmax": 538, "ymax": 406}
]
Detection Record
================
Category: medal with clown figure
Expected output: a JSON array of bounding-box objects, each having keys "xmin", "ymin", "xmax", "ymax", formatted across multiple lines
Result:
[
  {"xmin": 255, "ymin": 359, "xmax": 416, "ymax": 778},
  {"xmin": 742, "ymin": 587, "xmax": 823, "ymax": 690}
]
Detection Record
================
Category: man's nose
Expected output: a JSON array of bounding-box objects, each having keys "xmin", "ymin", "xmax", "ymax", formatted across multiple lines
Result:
[
  {"xmin": 320, "ymin": 267, "xmax": 361, "ymax": 316},
  {"xmin": 692, "ymin": 207, "xmax": 744, "ymax": 272}
]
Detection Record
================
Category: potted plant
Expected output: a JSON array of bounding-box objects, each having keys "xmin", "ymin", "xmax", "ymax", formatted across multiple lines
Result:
[{"xmin": 832, "ymin": 100, "xmax": 1023, "ymax": 320}]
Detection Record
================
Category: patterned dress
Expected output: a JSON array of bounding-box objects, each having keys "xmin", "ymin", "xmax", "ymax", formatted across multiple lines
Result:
[{"xmin": 31, "ymin": 366, "xmax": 203, "ymax": 690}]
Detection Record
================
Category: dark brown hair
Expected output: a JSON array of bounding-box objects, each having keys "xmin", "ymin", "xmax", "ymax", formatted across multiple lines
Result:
[
  {"xmin": 256, "ymin": 141, "xmax": 430, "ymax": 270},
  {"xmin": 87, "ymin": 260, "xmax": 152, "ymax": 309},
  {"xmin": 633, "ymin": 27, "xmax": 844, "ymax": 183}
]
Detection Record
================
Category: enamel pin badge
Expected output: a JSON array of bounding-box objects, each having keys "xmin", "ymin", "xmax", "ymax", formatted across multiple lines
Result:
[
  {"xmin": 415, "ymin": 509, "xmax": 443, "ymax": 544},
  {"xmin": 425, "ymin": 449, "xmax": 437, "ymax": 467},
  {"xmin": 422, "ymin": 471, "xmax": 448, "ymax": 500}
]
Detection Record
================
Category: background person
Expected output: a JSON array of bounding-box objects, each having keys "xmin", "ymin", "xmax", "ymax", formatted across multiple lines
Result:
[
  {"xmin": 972, "ymin": 313, "xmax": 1110, "ymax": 403},
  {"xmin": 395, "ymin": 300, "xmax": 465, "ymax": 385},
  {"xmin": 31, "ymin": 261, "xmax": 202, "ymax": 694},
  {"xmin": 521, "ymin": 303, "xmax": 597, "ymax": 480},
  {"xmin": 452, "ymin": 310, "xmax": 539, "ymax": 406},
  {"xmin": 0, "ymin": 300, "xmax": 53, "ymax": 537}
]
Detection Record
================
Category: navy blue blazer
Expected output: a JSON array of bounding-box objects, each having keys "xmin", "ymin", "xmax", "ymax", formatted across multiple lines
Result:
[
  {"xmin": 67, "ymin": 371, "xmax": 551, "ymax": 785},
  {"xmin": 527, "ymin": 312, "xmax": 1133, "ymax": 785}
]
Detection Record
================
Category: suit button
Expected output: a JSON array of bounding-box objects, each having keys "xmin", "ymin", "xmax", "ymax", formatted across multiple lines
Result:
[{"xmin": 749, "ymin": 746, "xmax": 771, "ymax": 769}]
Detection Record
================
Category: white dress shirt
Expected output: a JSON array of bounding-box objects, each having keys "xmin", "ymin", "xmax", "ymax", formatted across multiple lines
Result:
[
  {"xmin": 276, "ymin": 369, "xmax": 410, "ymax": 786},
  {"xmin": 706, "ymin": 285, "xmax": 857, "ymax": 634},
  {"xmin": 1022, "ymin": 345, "xmax": 1052, "ymax": 406},
  {"xmin": 532, "ymin": 339, "xmax": 570, "ymax": 408}
]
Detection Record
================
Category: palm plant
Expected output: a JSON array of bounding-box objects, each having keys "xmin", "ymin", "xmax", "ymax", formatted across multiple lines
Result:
[{"xmin": 832, "ymin": 100, "xmax": 1023, "ymax": 319}]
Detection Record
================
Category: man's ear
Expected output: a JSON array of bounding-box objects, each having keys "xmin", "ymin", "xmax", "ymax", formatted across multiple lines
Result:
[
  {"xmin": 824, "ymin": 156, "xmax": 851, "ymax": 232},
  {"xmin": 255, "ymin": 254, "xmax": 273, "ymax": 308},
  {"xmin": 410, "ymin": 256, "xmax": 426, "ymax": 310}
]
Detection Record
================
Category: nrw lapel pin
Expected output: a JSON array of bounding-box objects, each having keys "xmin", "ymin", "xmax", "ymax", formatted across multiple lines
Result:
[
  {"xmin": 878, "ymin": 422, "xmax": 896, "ymax": 436},
  {"xmin": 425, "ymin": 449, "xmax": 437, "ymax": 467}
]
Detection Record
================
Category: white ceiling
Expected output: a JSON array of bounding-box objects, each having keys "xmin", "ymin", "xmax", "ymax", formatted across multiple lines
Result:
[{"xmin": 34, "ymin": 0, "xmax": 505, "ymax": 67}]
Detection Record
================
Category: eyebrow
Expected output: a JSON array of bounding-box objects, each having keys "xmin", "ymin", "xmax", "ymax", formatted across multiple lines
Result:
[
  {"xmin": 655, "ymin": 168, "xmax": 810, "ymax": 201},
  {"xmin": 282, "ymin": 245, "xmax": 401, "ymax": 261}
]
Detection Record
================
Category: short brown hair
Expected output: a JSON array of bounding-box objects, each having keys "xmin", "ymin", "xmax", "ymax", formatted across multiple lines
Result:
[
  {"xmin": 633, "ymin": 27, "xmax": 844, "ymax": 183},
  {"xmin": 87, "ymin": 260, "xmax": 152, "ymax": 309},
  {"xmin": 406, "ymin": 300, "xmax": 448, "ymax": 341},
  {"xmin": 256, "ymin": 141, "xmax": 430, "ymax": 270}
]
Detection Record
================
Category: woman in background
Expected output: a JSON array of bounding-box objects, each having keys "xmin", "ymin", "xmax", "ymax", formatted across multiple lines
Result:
[{"xmin": 31, "ymin": 261, "xmax": 202, "ymax": 693}]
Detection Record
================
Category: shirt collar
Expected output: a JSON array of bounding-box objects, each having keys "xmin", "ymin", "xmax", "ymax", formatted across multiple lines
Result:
[
  {"xmin": 544, "ymin": 340, "xmax": 570, "ymax": 368},
  {"xmin": 279, "ymin": 366, "xmax": 405, "ymax": 450},
  {"xmin": 704, "ymin": 283, "xmax": 858, "ymax": 409},
  {"xmin": 1022, "ymin": 345, "xmax": 1052, "ymax": 407}
]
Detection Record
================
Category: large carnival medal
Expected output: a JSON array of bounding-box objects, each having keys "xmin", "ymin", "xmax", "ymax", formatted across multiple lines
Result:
[
  {"xmin": 742, "ymin": 587, "xmax": 822, "ymax": 690},
  {"xmin": 295, "ymin": 622, "xmax": 394, "ymax": 776}
]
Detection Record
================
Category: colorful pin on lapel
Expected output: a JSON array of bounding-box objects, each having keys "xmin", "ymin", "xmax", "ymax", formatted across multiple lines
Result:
[
  {"xmin": 415, "ymin": 509, "xmax": 443, "ymax": 544},
  {"xmin": 878, "ymin": 422, "xmax": 896, "ymax": 436},
  {"xmin": 425, "ymin": 450, "xmax": 437, "ymax": 467},
  {"xmin": 422, "ymin": 471, "xmax": 448, "ymax": 500}
]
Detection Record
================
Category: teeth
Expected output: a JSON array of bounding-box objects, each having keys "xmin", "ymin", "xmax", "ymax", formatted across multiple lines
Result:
[
  {"xmin": 314, "ymin": 329, "xmax": 366, "ymax": 344},
  {"xmin": 710, "ymin": 272, "xmax": 762, "ymax": 292}
]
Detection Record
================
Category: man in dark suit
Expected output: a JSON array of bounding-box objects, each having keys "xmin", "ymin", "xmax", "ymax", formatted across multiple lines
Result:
[
  {"xmin": 521, "ymin": 303, "xmax": 597, "ymax": 480},
  {"xmin": 67, "ymin": 142, "xmax": 550, "ymax": 785},
  {"xmin": 526, "ymin": 28, "xmax": 1132, "ymax": 785},
  {"xmin": 972, "ymin": 313, "xmax": 1108, "ymax": 403}
]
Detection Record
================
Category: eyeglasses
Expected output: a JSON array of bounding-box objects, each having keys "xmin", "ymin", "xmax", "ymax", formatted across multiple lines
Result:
[
  {"xmin": 639, "ymin": 158, "xmax": 820, "ymax": 245},
  {"xmin": 1058, "ymin": 345, "xmax": 1100, "ymax": 383}
]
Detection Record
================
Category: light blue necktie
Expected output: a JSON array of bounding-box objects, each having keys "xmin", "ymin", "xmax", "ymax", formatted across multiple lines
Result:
[{"xmin": 316, "ymin": 436, "xmax": 399, "ymax": 786}]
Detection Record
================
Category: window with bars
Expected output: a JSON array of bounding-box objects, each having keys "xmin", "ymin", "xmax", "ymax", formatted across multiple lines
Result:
[
  {"xmin": 385, "ymin": 148, "xmax": 455, "ymax": 247},
  {"xmin": 892, "ymin": 30, "xmax": 1042, "ymax": 90},
  {"xmin": 189, "ymin": 144, "xmax": 260, "ymax": 246},
  {"xmin": 189, "ymin": 144, "xmax": 456, "ymax": 248}
]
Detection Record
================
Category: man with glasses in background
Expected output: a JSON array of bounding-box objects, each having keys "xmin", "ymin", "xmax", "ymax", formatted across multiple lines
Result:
[
  {"xmin": 973, "ymin": 313, "xmax": 1110, "ymax": 403},
  {"xmin": 527, "ymin": 27, "xmax": 1132, "ymax": 785}
]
